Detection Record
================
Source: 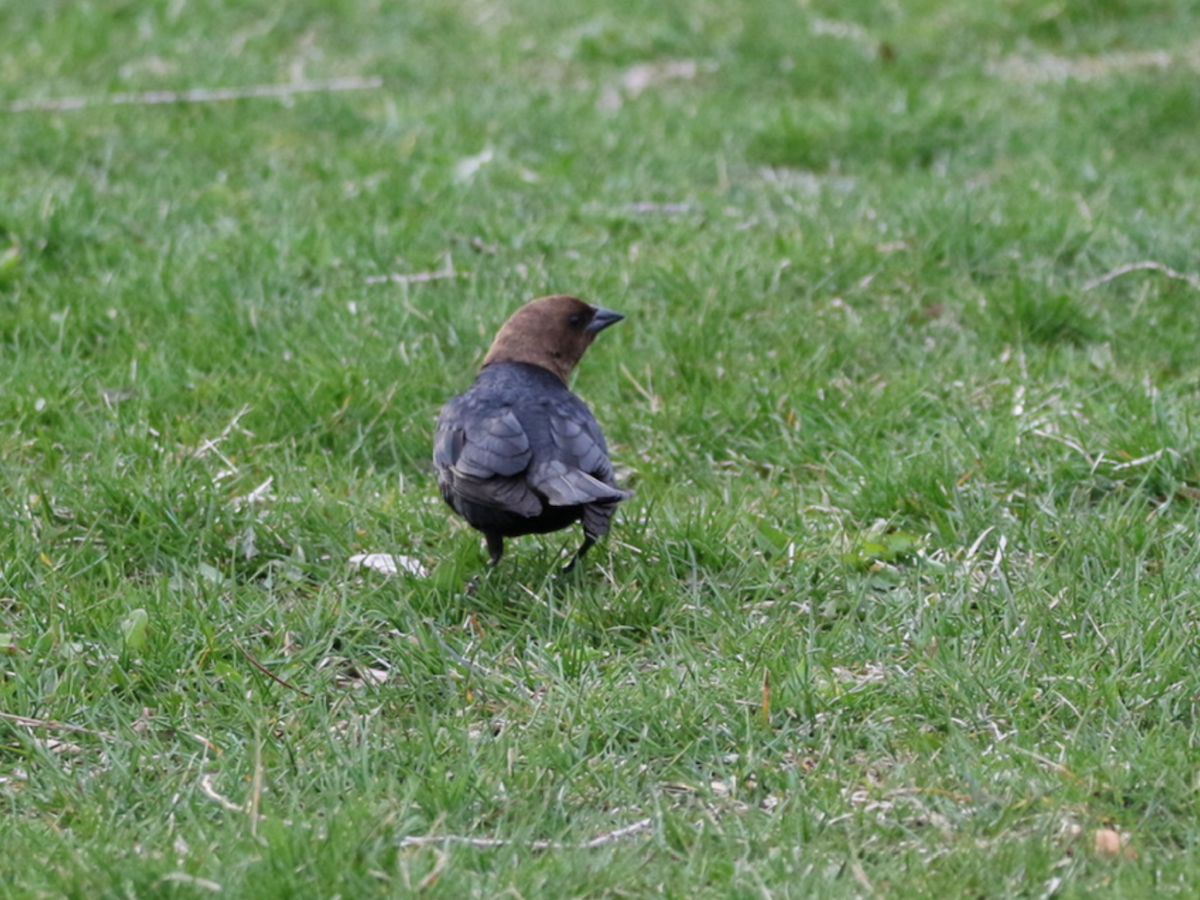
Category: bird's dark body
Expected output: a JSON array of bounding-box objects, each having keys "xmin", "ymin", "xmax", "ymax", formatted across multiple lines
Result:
[{"xmin": 434, "ymin": 361, "xmax": 627, "ymax": 566}]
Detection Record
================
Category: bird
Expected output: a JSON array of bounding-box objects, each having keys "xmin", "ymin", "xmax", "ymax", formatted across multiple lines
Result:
[{"xmin": 433, "ymin": 294, "xmax": 630, "ymax": 570}]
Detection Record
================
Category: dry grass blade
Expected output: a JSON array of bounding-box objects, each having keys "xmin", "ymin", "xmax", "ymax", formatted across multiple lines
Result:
[
  {"xmin": 199, "ymin": 773, "xmax": 249, "ymax": 815},
  {"xmin": 1083, "ymin": 261, "xmax": 1200, "ymax": 293},
  {"xmin": 0, "ymin": 710, "xmax": 116, "ymax": 741},
  {"xmin": 4, "ymin": 77, "xmax": 383, "ymax": 113},
  {"xmin": 398, "ymin": 817, "xmax": 654, "ymax": 851},
  {"xmin": 235, "ymin": 642, "xmax": 312, "ymax": 698},
  {"xmin": 365, "ymin": 255, "xmax": 458, "ymax": 285}
]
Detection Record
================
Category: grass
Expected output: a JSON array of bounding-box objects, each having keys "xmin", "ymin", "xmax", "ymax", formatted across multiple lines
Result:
[{"xmin": 3, "ymin": 0, "xmax": 1200, "ymax": 895}]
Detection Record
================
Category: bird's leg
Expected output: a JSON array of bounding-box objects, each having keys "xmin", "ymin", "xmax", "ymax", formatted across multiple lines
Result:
[
  {"xmin": 562, "ymin": 533, "xmax": 597, "ymax": 573},
  {"xmin": 485, "ymin": 533, "xmax": 505, "ymax": 567},
  {"xmin": 466, "ymin": 534, "xmax": 504, "ymax": 594}
]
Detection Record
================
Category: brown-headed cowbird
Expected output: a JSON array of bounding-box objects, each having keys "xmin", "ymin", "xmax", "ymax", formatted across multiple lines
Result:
[{"xmin": 434, "ymin": 295, "xmax": 630, "ymax": 570}]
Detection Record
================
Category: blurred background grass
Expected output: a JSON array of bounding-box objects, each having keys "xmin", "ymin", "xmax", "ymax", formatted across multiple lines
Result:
[{"xmin": 3, "ymin": 0, "xmax": 1200, "ymax": 896}]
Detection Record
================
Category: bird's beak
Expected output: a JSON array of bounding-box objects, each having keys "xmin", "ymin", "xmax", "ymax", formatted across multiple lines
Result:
[{"xmin": 587, "ymin": 307, "xmax": 624, "ymax": 334}]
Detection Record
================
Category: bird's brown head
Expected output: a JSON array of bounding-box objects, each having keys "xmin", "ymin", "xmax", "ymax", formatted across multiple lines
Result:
[{"xmin": 481, "ymin": 295, "xmax": 624, "ymax": 383}]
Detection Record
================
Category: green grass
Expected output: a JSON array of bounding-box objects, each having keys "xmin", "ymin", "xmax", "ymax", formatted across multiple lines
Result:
[{"xmin": 4, "ymin": 0, "xmax": 1200, "ymax": 895}]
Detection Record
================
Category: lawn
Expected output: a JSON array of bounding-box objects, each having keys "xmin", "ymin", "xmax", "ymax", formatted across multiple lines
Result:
[{"xmin": 3, "ymin": 0, "xmax": 1200, "ymax": 896}]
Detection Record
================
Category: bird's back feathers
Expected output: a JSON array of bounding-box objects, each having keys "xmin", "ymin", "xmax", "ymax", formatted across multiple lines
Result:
[{"xmin": 434, "ymin": 362, "xmax": 629, "ymax": 540}]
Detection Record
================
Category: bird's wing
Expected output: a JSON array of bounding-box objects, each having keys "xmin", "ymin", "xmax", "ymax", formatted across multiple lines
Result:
[
  {"xmin": 529, "ymin": 401, "xmax": 630, "ymax": 508},
  {"xmin": 455, "ymin": 406, "xmax": 531, "ymax": 478},
  {"xmin": 434, "ymin": 400, "xmax": 543, "ymax": 517}
]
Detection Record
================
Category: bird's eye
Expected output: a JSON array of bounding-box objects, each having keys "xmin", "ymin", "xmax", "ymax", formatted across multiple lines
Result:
[{"xmin": 567, "ymin": 313, "xmax": 584, "ymax": 328}]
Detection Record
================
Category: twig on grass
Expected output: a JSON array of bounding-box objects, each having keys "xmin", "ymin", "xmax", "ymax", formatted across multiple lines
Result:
[
  {"xmin": 4, "ymin": 76, "xmax": 383, "ymax": 114},
  {"xmin": 157, "ymin": 873, "xmax": 222, "ymax": 893},
  {"xmin": 1111, "ymin": 447, "xmax": 1178, "ymax": 471},
  {"xmin": 850, "ymin": 859, "xmax": 877, "ymax": 897},
  {"xmin": 398, "ymin": 816, "xmax": 654, "ymax": 851},
  {"xmin": 199, "ymin": 773, "xmax": 252, "ymax": 815},
  {"xmin": 1083, "ymin": 261, "xmax": 1200, "ymax": 293},
  {"xmin": 199, "ymin": 772, "xmax": 268, "ymax": 825},
  {"xmin": 235, "ymin": 641, "xmax": 312, "ymax": 699},
  {"xmin": 189, "ymin": 404, "xmax": 254, "ymax": 461},
  {"xmin": 416, "ymin": 848, "xmax": 450, "ymax": 889},
  {"xmin": 626, "ymin": 202, "xmax": 693, "ymax": 216},
  {"xmin": 0, "ymin": 710, "xmax": 116, "ymax": 741},
  {"xmin": 365, "ymin": 254, "xmax": 458, "ymax": 285},
  {"xmin": 1007, "ymin": 744, "xmax": 1076, "ymax": 778}
]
